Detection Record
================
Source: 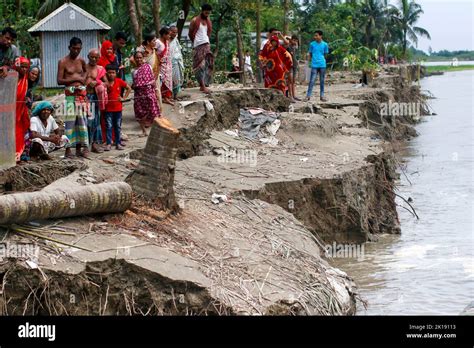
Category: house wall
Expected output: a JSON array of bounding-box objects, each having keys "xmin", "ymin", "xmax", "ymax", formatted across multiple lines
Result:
[{"xmin": 42, "ymin": 30, "xmax": 99, "ymax": 88}]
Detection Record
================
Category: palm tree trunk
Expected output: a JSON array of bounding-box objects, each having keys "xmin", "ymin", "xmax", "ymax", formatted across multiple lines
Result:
[
  {"xmin": 15, "ymin": 0, "xmax": 21, "ymax": 20},
  {"xmin": 152, "ymin": 0, "xmax": 161, "ymax": 35},
  {"xmin": 256, "ymin": 0, "xmax": 262, "ymax": 83},
  {"xmin": 403, "ymin": 28, "xmax": 407, "ymax": 58},
  {"xmin": 127, "ymin": 0, "xmax": 142, "ymax": 44},
  {"xmin": 177, "ymin": 0, "xmax": 191, "ymax": 40},
  {"xmin": 235, "ymin": 15, "xmax": 245, "ymax": 85},
  {"xmin": 0, "ymin": 183, "xmax": 132, "ymax": 225}
]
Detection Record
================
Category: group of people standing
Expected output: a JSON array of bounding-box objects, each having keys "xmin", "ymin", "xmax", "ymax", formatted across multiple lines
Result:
[
  {"xmin": 56, "ymin": 23, "xmax": 190, "ymax": 160},
  {"xmin": 0, "ymin": 27, "xmax": 45, "ymax": 162},
  {"xmin": 259, "ymin": 28, "xmax": 329, "ymax": 102},
  {"xmin": 0, "ymin": 25, "xmax": 188, "ymax": 162},
  {"xmin": 0, "ymin": 3, "xmax": 215, "ymax": 164},
  {"xmin": 1, "ymin": 2, "xmax": 330, "ymax": 165}
]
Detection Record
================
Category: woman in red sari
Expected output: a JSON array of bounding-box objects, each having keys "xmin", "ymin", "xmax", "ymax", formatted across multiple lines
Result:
[
  {"xmin": 259, "ymin": 35, "xmax": 293, "ymax": 94},
  {"xmin": 14, "ymin": 57, "xmax": 30, "ymax": 163}
]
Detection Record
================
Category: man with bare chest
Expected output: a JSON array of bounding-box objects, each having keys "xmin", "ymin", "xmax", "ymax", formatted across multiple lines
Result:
[
  {"xmin": 57, "ymin": 37, "xmax": 90, "ymax": 158},
  {"xmin": 85, "ymin": 48, "xmax": 105, "ymax": 153}
]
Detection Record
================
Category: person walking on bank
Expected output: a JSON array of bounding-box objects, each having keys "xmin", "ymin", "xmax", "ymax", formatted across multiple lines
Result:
[
  {"xmin": 305, "ymin": 30, "xmax": 329, "ymax": 102},
  {"xmin": 189, "ymin": 3, "xmax": 214, "ymax": 94}
]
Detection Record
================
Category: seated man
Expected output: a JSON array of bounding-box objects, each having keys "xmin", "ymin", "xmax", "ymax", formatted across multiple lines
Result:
[{"xmin": 29, "ymin": 101, "xmax": 69, "ymax": 160}]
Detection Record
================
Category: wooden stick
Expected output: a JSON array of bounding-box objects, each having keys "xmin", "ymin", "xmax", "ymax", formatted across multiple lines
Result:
[{"xmin": 11, "ymin": 226, "xmax": 93, "ymax": 252}]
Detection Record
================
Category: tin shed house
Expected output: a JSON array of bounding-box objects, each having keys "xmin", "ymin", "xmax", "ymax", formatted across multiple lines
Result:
[{"xmin": 28, "ymin": 3, "xmax": 110, "ymax": 88}]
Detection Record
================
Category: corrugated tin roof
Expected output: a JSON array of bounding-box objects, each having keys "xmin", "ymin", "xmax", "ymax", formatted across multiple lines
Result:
[{"xmin": 28, "ymin": 3, "xmax": 111, "ymax": 33}]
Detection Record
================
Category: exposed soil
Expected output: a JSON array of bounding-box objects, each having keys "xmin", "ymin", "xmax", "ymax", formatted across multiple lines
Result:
[{"xmin": 0, "ymin": 66, "xmax": 428, "ymax": 316}]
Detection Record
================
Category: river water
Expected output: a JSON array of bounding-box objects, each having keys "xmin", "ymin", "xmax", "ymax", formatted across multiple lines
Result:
[{"xmin": 332, "ymin": 70, "xmax": 474, "ymax": 315}]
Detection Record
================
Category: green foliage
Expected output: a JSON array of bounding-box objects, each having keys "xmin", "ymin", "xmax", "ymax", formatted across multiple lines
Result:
[
  {"xmin": 0, "ymin": 0, "xmax": 42, "ymax": 58},
  {"xmin": 0, "ymin": 0, "xmax": 432, "ymax": 73},
  {"xmin": 426, "ymin": 65, "xmax": 474, "ymax": 73},
  {"xmin": 430, "ymin": 50, "xmax": 474, "ymax": 61},
  {"xmin": 11, "ymin": 17, "xmax": 40, "ymax": 58},
  {"xmin": 181, "ymin": 45, "xmax": 196, "ymax": 88}
]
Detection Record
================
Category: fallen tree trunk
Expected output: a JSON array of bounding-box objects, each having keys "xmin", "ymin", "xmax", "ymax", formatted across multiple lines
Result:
[
  {"xmin": 126, "ymin": 117, "xmax": 180, "ymax": 211},
  {"xmin": 0, "ymin": 182, "xmax": 132, "ymax": 225}
]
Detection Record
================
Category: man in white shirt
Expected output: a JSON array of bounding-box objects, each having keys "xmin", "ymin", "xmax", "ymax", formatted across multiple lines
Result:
[
  {"xmin": 189, "ymin": 4, "xmax": 214, "ymax": 94},
  {"xmin": 244, "ymin": 51, "xmax": 255, "ymax": 83},
  {"xmin": 29, "ymin": 101, "xmax": 69, "ymax": 160}
]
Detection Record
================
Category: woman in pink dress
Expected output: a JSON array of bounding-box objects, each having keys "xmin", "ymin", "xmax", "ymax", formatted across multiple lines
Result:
[
  {"xmin": 132, "ymin": 51, "xmax": 161, "ymax": 136},
  {"xmin": 155, "ymin": 27, "xmax": 174, "ymax": 106}
]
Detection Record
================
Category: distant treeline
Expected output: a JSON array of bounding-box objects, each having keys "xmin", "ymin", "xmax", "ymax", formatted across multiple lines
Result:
[{"xmin": 410, "ymin": 47, "xmax": 474, "ymax": 61}]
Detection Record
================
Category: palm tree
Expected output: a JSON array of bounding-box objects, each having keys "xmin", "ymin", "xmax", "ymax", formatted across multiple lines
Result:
[
  {"xmin": 359, "ymin": 0, "xmax": 385, "ymax": 49},
  {"xmin": 376, "ymin": 5, "xmax": 402, "ymax": 56},
  {"xmin": 392, "ymin": 0, "xmax": 431, "ymax": 58},
  {"xmin": 37, "ymin": 0, "xmax": 64, "ymax": 18}
]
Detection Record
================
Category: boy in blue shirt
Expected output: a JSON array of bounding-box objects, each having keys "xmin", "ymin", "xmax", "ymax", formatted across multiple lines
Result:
[{"xmin": 306, "ymin": 30, "xmax": 329, "ymax": 102}]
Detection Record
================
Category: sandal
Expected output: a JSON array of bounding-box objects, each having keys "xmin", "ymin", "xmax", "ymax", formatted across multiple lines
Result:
[{"xmin": 78, "ymin": 150, "xmax": 91, "ymax": 159}]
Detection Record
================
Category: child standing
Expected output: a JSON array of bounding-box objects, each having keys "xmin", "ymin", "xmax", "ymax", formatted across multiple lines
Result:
[{"xmin": 104, "ymin": 64, "xmax": 131, "ymax": 151}]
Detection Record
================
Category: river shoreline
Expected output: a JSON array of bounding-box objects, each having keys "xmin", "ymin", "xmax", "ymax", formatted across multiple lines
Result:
[
  {"xmin": 0, "ymin": 65, "xmax": 429, "ymax": 315},
  {"xmin": 334, "ymin": 69, "xmax": 473, "ymax": 315}
]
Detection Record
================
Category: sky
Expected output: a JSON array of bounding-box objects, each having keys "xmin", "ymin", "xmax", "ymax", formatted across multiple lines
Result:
[{"xmin": 390, "ymin": 0, "xmax": 474, "ymax": 52}]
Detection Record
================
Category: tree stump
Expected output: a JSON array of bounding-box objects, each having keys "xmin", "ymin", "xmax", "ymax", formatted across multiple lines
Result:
[{"xmin": 126, "ymin": 118, "xmax": 180, "ymax": 212}]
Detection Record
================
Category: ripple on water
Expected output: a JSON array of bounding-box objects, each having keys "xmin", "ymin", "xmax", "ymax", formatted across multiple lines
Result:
[{"xmin": 332, "ymin": 71, "xmax": 474, "ymax": 315}]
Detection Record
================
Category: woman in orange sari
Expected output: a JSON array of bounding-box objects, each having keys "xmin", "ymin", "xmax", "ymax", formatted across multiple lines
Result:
[
  {"xmin": 259, "ymin": 35, "xmax": 293, "ymax": 94},
  {"xmin": 14, "ymin": 57, "xmax": 30, "ymax": 162}
]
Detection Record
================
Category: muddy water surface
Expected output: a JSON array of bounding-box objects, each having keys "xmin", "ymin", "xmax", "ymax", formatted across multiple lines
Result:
[{"xmin": 332, "ymin": 70, "xmax": 474, "ymax": 315}]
